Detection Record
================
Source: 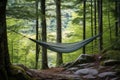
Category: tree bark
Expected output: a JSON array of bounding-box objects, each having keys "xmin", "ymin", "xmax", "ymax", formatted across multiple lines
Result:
[
  {"xmin": 0, "ymin": 0, "xmax": 11, "ymax": 79},
  {"xmin": 115, "ymin": 1, "xmax": 118, "ymax": 37},
  {"xmin": 41, "ymin": 0, "xmax": 49, "ymax": 69},
  {"xmin": 118, "ymin": 2, "xmax": 120, "ymax": 34},
  {"xmin": 91, "ymin": 0, "xmax": 94, "ymax": 53},
  {"xmin": 97, "ymin": 0, "xmax": 103, "ymax": 52},
  {"xmin": 107, "ymin": 2, "xmax": 112, "ymax": 42},
  {"xmin": 55, "ymin": 0, "xmax": 63, "ymax": 66},
  {"xmin": 94, "ymin": 0, "xmax": 97, "ymax": 45},
  {"xmin": 35, "ymin": 0, "xmax": 39, "ymax": 69},
  {"xmin": 83, "ymin": 0, "xmax": 86, "ymax": 54}
]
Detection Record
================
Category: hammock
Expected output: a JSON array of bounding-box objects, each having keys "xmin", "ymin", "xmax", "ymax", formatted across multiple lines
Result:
[{"xmin": 29, "ymin": 34, "xmax": 100, "ymax": 53}]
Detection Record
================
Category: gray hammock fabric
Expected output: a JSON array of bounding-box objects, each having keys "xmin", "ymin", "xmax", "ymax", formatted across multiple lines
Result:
[{"xmin": 29, "ymin": 34, "xmax": 100, "ymax": 53}]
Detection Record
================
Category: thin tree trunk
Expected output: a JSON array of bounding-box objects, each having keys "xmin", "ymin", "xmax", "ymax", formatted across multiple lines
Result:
[
  {"xmin": 56, "ymin": 0, "xmax": 63, "ymax": 66},
  {"xmin": 94, "ymin": 0, "xmax": 97, "ymax": 45},
  {"xmin": 107, "ymin": 2, "xmax": 112, "ymax": 42},
  {"xmin": 97, "ymin": 0, "xmax": 103, "ymax": 52},
  {"xmin": 83, "ymin": 0, "xmax": 86, "ymax": 54},
  {"xmin": 91, "ymin": 0, "xmax": 94, "ymax": 53},
  {"xmin": 118, "ymin": 2, "xmax": 120, "ymax": 34},
  {"xmin": 115, "ymin": 1, "xmax": 118, "ymax": 37},
  {"xmin": 41, "ymin": 0, "xmax": 49, "ymax": 69},
  {"xmin": 35, "ymin": 0, "xmax": 39, "ymax": 69}
]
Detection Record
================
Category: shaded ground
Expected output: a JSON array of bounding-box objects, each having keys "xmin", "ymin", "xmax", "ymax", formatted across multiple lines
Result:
[
  {"xmin": 28, "ymin": 67, "xmax": 80, "ymax": 80},
  {"xmin": 20, "ymin": 54, "xmax": 120, "ymax": 80}
]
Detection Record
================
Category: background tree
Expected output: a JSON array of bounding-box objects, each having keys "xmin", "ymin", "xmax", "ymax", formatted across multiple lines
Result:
[
  {"xmin": 83, "ymin": 0, "xmax": 86, "ymax": 54},
  {"xmin": 41, "ymin": 0, "xmax": 49, "ymax": 69},
  {"xmin": 35, "ymin": 0, "xmax": 39, "ymax": 69},
  {"xmin": 98, "ymin": 0, "xmax": 103, "ymax": 52},
  {"xmin": 90, "ymin": 0, "xmax": 94, "ymax": 52},
  {"xmin": 115, "ymin": 1, "xmax": 119, "ymax": 37},
  {"xmin": 94, "ymin": 0, "xmax": 97, "ymax": 45},
  {"xmin": 55, "ymin": 0, "xmax": 63, "ymax": 66},
  {"xmin": 115, "ymin": 1, "xmax": 120, "ymax": 37}
]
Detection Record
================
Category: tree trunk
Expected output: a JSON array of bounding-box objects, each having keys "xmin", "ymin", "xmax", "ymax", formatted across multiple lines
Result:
[
  {"xmin": 55, "ymin": 0, "xmax": 63, "ymax": 66},
  {"xmin": 118, "ymin": 2, "xmax": 120, "ymax": 34},
  {"xmin": 35, "ymin": 0, "xmax": 39, "ymax": 69},
  {"xmin": 107, "ymin": 2, "xmax": 112, "ymax": 42},
  {"xmin": 0, "ymin": 0, "xmax": 11, "ymax": 79},
  {"xmin": 115, "ymin": 1, "xmax": 118, "ymax": 37},
  {"xmin": 83, "ymin": 0, "xmax": 86, "ymax": 54},
  {"xmin": 97, "ymin": 0, "xmax": 103, "ymax": 52},
  {"xmin": 94, "ymin": 0, "xmax": 97, "ymax": 45},
  {"xmin": 91, "ymin": 0, "xmax": 94, "ymax": 53},
  {"xmin": 41, "ymin": 0, "xmax": 49, "ymax": 69}
]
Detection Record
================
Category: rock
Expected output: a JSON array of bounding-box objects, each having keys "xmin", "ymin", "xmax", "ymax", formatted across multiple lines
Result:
[
  {"xmin": 98, "ymin": 72, "xmax": 116, "ymax": 78},
  {"xmin": 62, "ymin": 62, "xmax": 73, "ymax": 67},
  {"xmin": 64, "ymin": 54, "xmax": 96, "ymax": 69},
  {"xmin": 74, "ymin": 69, "xmax": 89, "ymax": 75},
  {"xmin": 83, "ymin": 74, "xmax": 96, "ymax": 79},
  {"xmin": 98, "ymin": 65, "xmax": 106, "ymax": 70},
  {"xmin": 102, "ymin": 59, "xmax": 120, "ymax": 66},
  {"xmin": 67, "ymin": 67, "xmax": 79, "ymax": 71},
  {"xmin": 16, "ymin": 64, "xmax": 29, "ymax": 71},
  {"xmin": 87, "ymin": 68, "xmax": 98, "ymax": 75},
  {"xmin": 26, "ymin": 71, "xmax": 33, "ymax": 77},
  {"xmin": 76, "ymin": 63, "xmax": 95, "ymax": 68},
  {"xmin": 74, "ymin": 68, "xmax": 98, "ymax": 76},
  {"xmin": 77, "ymin": 54, "xmax": 96, "ymax": 64},
  {"xmin": 111, "ymin": 77, "xmax": 120, "ymax": 80},
  {"xmin": 9, "ymin": 65, "xmax": 26, "ymax": 75}
]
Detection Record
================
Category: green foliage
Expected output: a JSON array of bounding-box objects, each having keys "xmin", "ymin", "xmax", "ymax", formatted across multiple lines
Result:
[
  {"xmin": 7, "ymin": 1, "xmax": 36, "ymax": 20},
  {"xmin": 101, "ymin": 36, "xmax": 120, "ymax": 61},
  {"xmin": 63, "ymin": 50, "xmax": 82, "ymax": 63},
  {"xmin": 7, "ymin": 16, "xmax": 36, "ymax": 68},
  {"xmin": 102, "ymin": 50, "xmax": 120, "ymax": 60},
  {"xmin": 25, "ymin": 0, "xmax": 35, "ymax": 1},
  {"xmin": 111, "ymin": 37, "xmax": 120, "ymax": 50}
]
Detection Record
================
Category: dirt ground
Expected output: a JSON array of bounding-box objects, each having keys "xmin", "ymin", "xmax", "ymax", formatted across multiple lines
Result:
[{"xmin": 19, "ymin": 54, "xmax": 120, "ymax": 80}]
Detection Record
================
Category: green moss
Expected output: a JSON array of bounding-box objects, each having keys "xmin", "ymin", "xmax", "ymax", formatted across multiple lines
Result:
[
  {"xmin": 9, "ymin": 65, "xmax": 25, "ymax": 75},
  {"xmin": 111, "ymin": 38, "xmax": 120, "ymax": 50},
  {"xmin": 101, "ymin": 50, "xmax": 120, "ymax": 60},
  {"xmin": 9, "ymin": 65, "xmax": 35, "ymax": 80}
]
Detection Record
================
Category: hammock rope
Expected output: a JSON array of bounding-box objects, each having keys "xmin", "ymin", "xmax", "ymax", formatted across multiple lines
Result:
[{"xmin": 8, "ymin": 29, "xmax": 100, "ymax": 53}]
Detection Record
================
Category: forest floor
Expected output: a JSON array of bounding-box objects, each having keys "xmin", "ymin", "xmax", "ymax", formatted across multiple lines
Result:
[{"xmin": 20, "ymin": 53, "xmax": 120, "ymax": 80}]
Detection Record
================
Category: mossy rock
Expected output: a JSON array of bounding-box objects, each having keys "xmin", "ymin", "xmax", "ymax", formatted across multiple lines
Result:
[
  {"xmin": 9, "ymin": 65, "xmax": 25, "ymax": 75},
  {"xmin": 9, "ymin": 65, "xmax": 34, "ymax": 80},
  {"xmin": 63, "ymin": 54, "xmax": 96, "ymax": 68},
  {"xmin": 77, "ymin": 54, "xmax": 96, "ymax": 63},
  {"xmin": 101, "ymin": 59, "xmax": 120, "ymax": 66},
  {"xmin": 74, "ymin": 54, "xmax": 96, "ymax": 66},
  {"xmin": 101, "ymin": 50, "xmax": 120, "ymax": 61}
]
